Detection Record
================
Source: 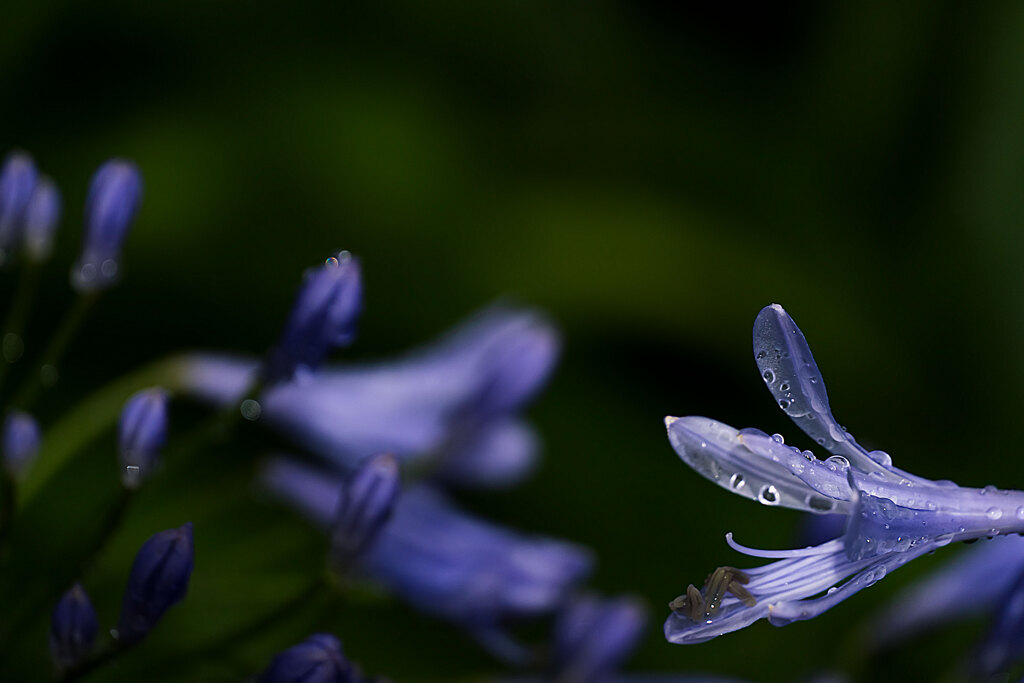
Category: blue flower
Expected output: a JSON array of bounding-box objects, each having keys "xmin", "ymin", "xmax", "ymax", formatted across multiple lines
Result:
[
  {"xmin": 264, "ymin": 252, "xmax": 363, "ymax": 384},
  {"xmin": 0, "ymin": 151, "xmax": 38, "ymax": 261},
  {"xmin": 260, "ymin": 633, "xmax": 360, "ymax": 683},
  {"xmin": 22, "ymin": 176, "xmax": 61, "ymax": 263},
  {"xmin": 180, "ymin": 306, "xmax": 559, "ymax": 487},
  {"xmin": 2, "ymin": 410, "xmax": 41, "ymax": 478},
  {"xmin": 329, "ymin": 452, "xmax": 400, "ymax": 570},
  {"xmin": 118, "ymin": 387, "xmax": 169, "ymax": 488},
  {"xmin": 551, "ymin": 594, "xmax": 647, "ymax": 683},
  {"xmin": 262, "ymin": 458, "xmax": 591, "ymax": 655},
  {"xmin": 72, "ymin": 159, "xmax": 142, "ymax": 292},
  {"xmin": 117, "ymin": 522, "xmax": 194, "ymax": 645},
  {"xmin": 663, "ymin": 304, "xmax": 1024, "ymax": 644},
  {"xmin": 49, "ymin": 582, "xmax": 98, "ymax": 671}
]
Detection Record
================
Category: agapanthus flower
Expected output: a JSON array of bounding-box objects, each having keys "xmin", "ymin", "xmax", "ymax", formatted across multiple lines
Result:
[
  {"xmin": 2, "ymin": 410, "xmax": 41, "ymax": 478},
  {"xmin": 663, "ymin": 304, "xmax": 1024, "ymax": 644},
  {"xmin": 179, "ymin": 306, "xmax": 559, "ymax": 487},
  {"xmin": 49, "ymin": 582, "xmax": 98, "ymax": 671},
  {"xmin": 22, "ymin": 176, "xmax": 61, "ymax": 263},
  {"xmin": 260, "ymin": 633, "xmax": 362, "ymax": 683},
  {"xmin": 262, "ymin": 457, "xmax": 591, "ymax": 657},
  {"xmin": 550, "ymin": 594, "xmax": 647, "ymax": 683},
  {"xmin": 118, "ymin": 387, "xmax": 169, "ymax": 488},
  {"xmin": 117, "ymin": 522, "xmax": 194, "ymax": 645},
  {"xmin": 72, "ymin": 158, "xmax": 143, "ymax": 291},
  {"xmin": 0, "ymin": 151, "xmax": 38, "ymax": 260}
]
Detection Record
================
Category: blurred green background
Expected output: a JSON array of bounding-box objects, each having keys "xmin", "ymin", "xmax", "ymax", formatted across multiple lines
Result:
[{"xmin": 3, "ymin": 1, "xmax": 1024, "ymax": 680}]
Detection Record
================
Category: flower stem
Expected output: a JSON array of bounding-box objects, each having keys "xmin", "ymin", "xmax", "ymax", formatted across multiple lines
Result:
[{"xmin": 0, "ymin": 261, "xmax": 40, "ymax": 397}]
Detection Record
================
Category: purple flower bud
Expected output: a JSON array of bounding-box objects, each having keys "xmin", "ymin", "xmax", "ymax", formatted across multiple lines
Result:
[
  {"xmin": 50, "ymin": 582, "xmax": 98, "ymax": 671},
  {"xmin": 265, "ymin": 252, "xmax": 363, "ymax": 384},
  {"xmin": 260, "ymin": 633, "xmax": 358, "ymax": 683},
  {"xmin": 22, "ymin": 177, "xmax": 62, "ymax": 262},
  {"xmin": 117, "ymin": 522, "xmax": 193, "ymax": 645},
  {"xmin": 0, "ymin": 151, "xmax": 38, "ymax": 260},
  {"xmin": 118, "ymin": 388, "xmax": 169, "ymax": 489},
  {"xmin": 3, "ymin": 410, "xmax": 41, "ymax": 478},
  {"xmin": 72, "ymin": 159, "xmax": 143, "ymax": 292},
  {"xmin": 330, "ymin": 453, "xmax": 400, "ymax": 569},
  {"xmin": 552, "ymin": 595, "xmax": 647, "ymax": 683},
  {"xmin": 475, "ymin": 314, "xmax": 560, "ymax": 417}
]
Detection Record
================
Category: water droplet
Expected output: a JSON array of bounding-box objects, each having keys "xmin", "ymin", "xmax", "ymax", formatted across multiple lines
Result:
[
  {"xmin": 868, "ymin": 450, "xmax": 892, "ymax": 467},
  {"xmin": 827, "ymin": 586, "xmax": 837, "ymax": 595},
  {"xmin": 770, "ymin": 433, "xmax": 784, "ymax": 445},
  {"xmin": 78, "ymin": 262, "xmax": 97, "ymax": 282},
  {"xmin": 700, "ymin": 441, "xmax": 707, "ymax": 449},
  {"xmin": 758, "ymin": 484, "xmax": 780, "ymax": 505},
  {"xmin": 828, "ymin": 424, "xmax": 845, "ymax": 442},
  {"xmin": 810, "ymin": 377, "xmax": 818, "ymax": 384},
  {"xmin": 122, "ymin": 464, "xmax": 142, "ymax": 488},
  {"xmin": 801, "ymin": 449, "xmax": 815, "ymax": 461},
  {"xmin": 780, "ymin": 383, "xmax": 790, "ymax": 392},
  {"xmin": 240, "ymin": 399, "xmax": 262, "ymax": 421},
  {"xmin": 729, "ymin": 473, "xmax": 745, "ymax": 490},
  {"xmin": 100, "ymin": 259, "xmax": 118, "ymax": 278},
  {"xmin": 40, "ymin": 364, "xmax": 58, "ymax": 387},
  {"xmin": 983, "ymin": 485, "xmax": 998, "ymax": 495},
  {"xmin": 2, "ymin": 333, "xmax": 23, "ymax": 363},
  {"xmin": 336, "ymin": 250, "xmax": 353, "ymax": 263},
  {"xmin": 807, "ymin": 495, "xmax": 834, "ymax": 512},
  {"xmin": 825, "ymin": 455, "xmax": 850, "ymax": 472},
  {"xmin": 778, "ymin": 399, "xmax": 790, "ymax": 409},
  {"xmin": 1016, "ymin": 507, "xmax": 1024, "ymax": 521},
  {"xmin": 756, "ymin": 350, "xmax": 767, "ymax": 360},
  {"xmin": 325, "ymin": 256, "xmax": 340, "ymax": 268},
  {"xmin": 935, "ymin": 533, "xmax": 954, "ymax": 547},
  {"xmin": 763, "ymin": 370, "xmax": 775, "ymax": 384},
  {"xmin": 987, "ymin": 507, "xmax": 1003, "ymax": 521}
]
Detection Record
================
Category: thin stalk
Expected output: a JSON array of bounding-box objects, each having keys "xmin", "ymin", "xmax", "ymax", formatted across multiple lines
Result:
[{"xmin": 0, "ymin": 261, "xmax": 41, "ymax": 397}]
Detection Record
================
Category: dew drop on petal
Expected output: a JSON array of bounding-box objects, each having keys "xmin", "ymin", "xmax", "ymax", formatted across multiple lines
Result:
[
  {"xmin": 771, "ymin": 433, "xmax": 784, "ymax": 445},
  {"xmin": 729, "ymin": 473, "xmax": 745, "ymax": 491},
  {"xmin": 825, "ymin": 455, "xmax": 850, "ymax": 472},
  {"xmin": 240, "ymin": 399, "xmax": 262, "ymax": 421},
  {"xmin": 868, "ymin": 450, "xmax": 892, "ymax": 467},
  {"xmin": 987, "ymin": 507, "xmax": 1003, "ymax": 521},
  {"xmin": 1016, "ymin": 507, "xmax": 1024, "ymax": 521},
  {"xmin": 763, "ymin": 370, "xmax": 775, "ymax": 384}
]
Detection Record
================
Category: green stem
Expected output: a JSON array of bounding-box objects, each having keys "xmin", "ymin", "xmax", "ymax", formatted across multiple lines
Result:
[
  {"xmin": 59, "ymin": 640, "xmax": 124, "ymax": 683},
  {"xmin": 12, "ymin": 292, "xmax": 99, "ymax": 410},
  {"xmin": 0, "ymin": 261, "xmax": 40, "ymax": 397}
]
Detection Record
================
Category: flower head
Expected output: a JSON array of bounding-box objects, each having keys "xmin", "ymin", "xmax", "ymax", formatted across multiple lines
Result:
[
  {"xmin": 260, "ymin": 633, "xmax": 360, "ymax": 683},
  {"xmin": 0, "ymin": 151, "xmax": 38, "ymax": 261},
  {"xmin": 72, "ymin": 159, "xmax": 142, "ymax": 291},
  {"xmin": 117, "ymin": 522, "xmax": 194, "ymax": 645},
  {"xmin": 264, "ymin": 252, "xmax": 363, "ymax": 384},
  {"xmin": 23, "ymin": 176, "xmax": 62, "ymax": 263},
  {"xmin": 118, "ymin": 387, "xmax": 169, "ymax": 488},
  {"xmin": 49, "ymin": 582, "xmax": 98, "ymax": 671},
  {"xmin": 552, "ymin": 594, "xmax": 647, "ymax": 683},
  {"xmin": 2, "ymin": 410, "xmax": 41, "ymax": 478},
  {"xmin": 663, "ymin": 304, "xmax": 1024, "ymax": 644}
]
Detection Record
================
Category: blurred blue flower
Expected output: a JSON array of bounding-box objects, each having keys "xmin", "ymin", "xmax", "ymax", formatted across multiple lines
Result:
[
  {"xmin": 663, "ymin": 304, "xmax": 1024, "ymax": 644},
  {"xmin": 2, "ymin": 410, "xmax": 41, "ymax": 478},
  {"xmin": 329, "ymin": 452, "xmax": 400, "ymax": 570},
  {"xmin": 972, "ymin": 566, "xmax": 1024, "ymax": 678},
  {"xmin": 263, "ymin": 457, "xmax": 590, "ymax": 657},
  {"xmin": 118, "ymin": 387, "xmax": 169, "ymax": 489},
  {"xmin": 117, "ymin": 522, "xmax": 194, "ymax": 645},
  {"xmin": 181, "ymin": 306, "xmax": 559, "ymax": 487},
  {"xmin": 72, "ymin": 159, "xmax": 142, "ymax": 292},
  {"xmin": 260, "ymin": 633, "xmax": 360, "ymax": 683},
  {"xmin": 551, "ymin": 594, "xmax": 647, "ymax": 683},
  {"xmin": 0, "ymin": 151, "xmax": 38, "ymax": 261},
  {"xmin": 264, "ymin": 252, "xmax": 363, "ymax": 384},
  {"xmin": 49, "ymin": 582, "xmax": 98, "ymax": 671},
  {"xmin": 22, "ymin": 176, "xmax": 61, "ymax": 263}
]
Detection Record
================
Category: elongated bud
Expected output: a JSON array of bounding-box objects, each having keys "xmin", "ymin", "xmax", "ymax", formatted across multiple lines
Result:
[
  {"xmin": 0, "ymin": 152, "xmax": 38, "ymax": 262},
  {"xmin": 477, "ymin": 316, "xmax": 559, "ymax": 416},
  {"xmin": 260, "ymin": 633, "xmax": 357, "ymax": 683},
  {"xmin": 118, "ymin": 387, "xmax": 169, "ymax": 488},
  {"xmin": 23, "ymin": 177, "xmax": 62, "ymax": 262},
  {"xmin": 3, "ymin": 410, "xmax": 41, "ymax": 478},
  {"xmin": 50, "ymin": 583, "xmax": 98, "ymax": 671},
  {"xmin": 330, "ymin": 453, "xmax": 400, "ymax": 570},
  {"xmin": 117, "ymin": 522, "xmax": 193, "ymax": 645},
  {"xmin": 72, "ymin": 159, "xmax": 143, "ymax": 292},
  {"xmin": 265, "ymin": 252, "xmax": 362, "ymax": 384}
]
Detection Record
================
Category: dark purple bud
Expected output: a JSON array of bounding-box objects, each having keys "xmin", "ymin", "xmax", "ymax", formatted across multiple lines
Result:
[
  {"xmin": 260, "ymin": 633, "xmax": 358, "ymax": 683},
  {"xmin": 118, "ymin": 387, "xmax": 169, "ymax": 488},
  {"xmin": 3, "ymin": 410, "xmax": 41, "ymax": 478},
  {"xmin": 552, "ymin": 594, "xmax": 647, "ymax": 683},
  {"xmin": 23, "ymin": 177, "xmax": 62, "ymax": 262},
  {"xmin": 117, "ymin": 522, "xmax": 193, "ymax": 645},
  {"xmin": 265, "ymin": 252, "xmax": 363, "ymax": 384},
  {"xmin": 331, "ymin": 453, "xmax": 400, "ymax": 569},
  {"xmin": 0, "ymin": 152, "xmax": 38, "ymax": 260},
  {"xmin": 50, "ymin": 582, "xmax": 98, "ymax": 671},
  {"xmin": 72, "ymin": 159, "xmax": 143, "ymax": 292},
  {"xmin": 477, "ymin": 316, "xmax": 559, "ymax": 416}
]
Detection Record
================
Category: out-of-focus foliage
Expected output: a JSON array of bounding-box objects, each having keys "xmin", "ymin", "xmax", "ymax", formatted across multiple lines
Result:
[{"xmin": 2, "ymin": 1, "xmax": 1024, "ymax": 681}]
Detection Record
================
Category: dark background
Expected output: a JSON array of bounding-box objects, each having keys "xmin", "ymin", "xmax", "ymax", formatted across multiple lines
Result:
[{"xmin": 3, "ymin": 2, "xmax": 1024, "ymax": 681}]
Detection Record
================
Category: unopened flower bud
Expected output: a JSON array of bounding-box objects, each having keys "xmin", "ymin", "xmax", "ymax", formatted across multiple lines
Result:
[
  {"xmin": 117, "ymin": 522, "xmax": 193, "ymax": 645},
  {"xmin": 72, "ymin": 159, "xmax": 142, "ymax": 292},
  {"xmin": 50, "ymin": 582, "xmax": 98, "ymax": 671},
  {"xmin": 260, "ymin": 633, "xmax": 357, "ymax": 683},
  {"xmin": 265, "ymin": 252, "xmax": 362, "ymax": 383},
  {"xmin": 0, "ymin": 152, "xmax": 38, "ymax": 262},
  {"xmin": 3, "ymin": 410, "xmax": 41, "ymax": 478},
  {"xmin": 23, "ymin": 177, "xmax": 62, "ymax": 262},
  {"xmin": 118, "ymin": 388, "xmax": 169, "ymax": 488},
  {"xmin": 330, "ymin": 453, "xmax": 400, "ymax": 569}
]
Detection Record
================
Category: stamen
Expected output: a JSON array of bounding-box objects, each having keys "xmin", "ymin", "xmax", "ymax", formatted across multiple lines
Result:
[{"xmin": 726, "ymin": 532, "xmax": 845, "ymax": 559}]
